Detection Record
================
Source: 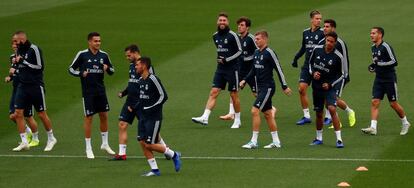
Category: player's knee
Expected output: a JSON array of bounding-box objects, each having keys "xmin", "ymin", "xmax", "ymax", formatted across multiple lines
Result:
[
  {"xmin": 251, "ymin": 107, "xmax": 260, "ymax": 116},
  {"xmin": 37, "ymin": 111, "xmax": 47, "ymax": 119},
  {"xmin": 263, "ymin": 111, "xmax": 272, "ymax": 119},
  {"xmin": 390, "ymin": 101, "xmax": 399, "ymax": 109},
  {"xmin": 371, "ymin": 99, "xmax": 380, "ymax": 107},
  {"xmin": 209, "ymin": 88, "xmax": 220, "ymax": 98},
  {"xmin": 298, "ymin": 87, "xmax": 306, "ymax": 95},
  {"xmin": 118, "ymin": 122, "xmax": 128, "ymax": 130},
  {"xmin": 327, "ymin": 106, "xmax": 336, "ymax": 115},
  {"xmin": 14, "ymin": 110, "xmax": 24, "ymax": 118}
]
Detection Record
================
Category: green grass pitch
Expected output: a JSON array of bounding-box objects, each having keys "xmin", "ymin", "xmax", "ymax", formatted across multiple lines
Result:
[{"xmin": 0, "ymin": 0, "xmax": 413, "ymax": 187}]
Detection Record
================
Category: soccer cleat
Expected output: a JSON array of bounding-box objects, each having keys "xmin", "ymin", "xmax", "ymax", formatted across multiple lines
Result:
[
  {"xmin": 336, "ymin": 140, "xmax": 344, "ymax": 148},
  {"xmin": 400, "ymin": 123, "xmax": 411, "ymax": 136},
  {"xmin": 348, "ymin": 110, "xmax": 356, "ymax": 127},
  {"xmin": 141, "ymin": 169, "xmax": 161, "ymax": 177},
  {"xmin": 323, "ymin": 118, "xmax": 332, "ymax": 125},
  {"xmin": 309, "ymin": 139, "xmax": 323, "ymax": 146},
  {"xmin": 263, "ymin": 142, "xmax": 281, "ymax": 149},
  {"xmin": 219, "ymin": 114, "xmax": 234, "ymax": 120},
  {"xmin": 296, "ymin": 117, "xmax": 311, "ymax": 125},
  {"xmin": 242, "ymin": 141, "xmax": 258, "ymax": 149},
  {"xmin": 12, "ymin": 142, "xmax": 30, "ymax": 152},
  {"xmin": 109, "ymin": 154, "xmax": 127, "ymax": 161},
  {"xmin": 26, "ymin": 132, "xmax": 33, "ymax": 144},
  {"xmin": 172, "ymin": 151, "xmax": 182, "ymax": 172},
  {"xmin": 361, "ymin": 127, "xmax": 377, "ymax": 135},
  {"xmin": 29, "ymin": 139, "xmax": 40, "ymax": 147},
  {"xmin": 86, "ymin": 149, "xmax": 95, "ymax": 159},
  {"xmin": 230, "ymin": 121, "xmax": 241, "ymax": 129},
  {"xmin": 44, "ymin": 138, "xmax": 57, "ymax": 151},
  {"xmin": 191, "ymin": 116, "xmax": 208, "ymax": 126},
  {"xmin": 100, "ymin": 144, "xmax": 116, "ymax": 155},
  {"xmin": 328, "ymin": 123, "xmax": 342, "ymax": 129}
]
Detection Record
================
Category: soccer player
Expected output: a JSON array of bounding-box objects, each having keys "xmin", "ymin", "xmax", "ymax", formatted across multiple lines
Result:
[
  {"xmin": 132, "ymin": 57, "xmax": 181, "ymax": 176},
  {"xmin": 192, "ymin": 12, "xmax": 243, "ymax": 128},
  {"xmin": 69, "ymin": 32, "xmax": 115, "ymax": 159},
  {"xmin": 111, "ymin": 44, "xmax": 168, "ymax": 160},
  {"xmin": 5, "ymin": 33, "xmax": 39, "ymax": 146},
  {"xmin": 318, "ymin": 19, "xmax": 356, "ymax": 127},
  {"xmin": 308, "ymin": 32, "xmax": 345, "ymax": 148},
  {"xmin": 361, "ymin": 27, "xmax": 411, "ymax": 135},
  {"xmin": 240, "ymin": 30, "xmax": 292, "ymax": 149},
  {"xmin": 12, "ymin": 31, "xmax": 57, "ymax": 151},
  {"xmin": 292, "ymin": 10, "xmax": 325, "ymax": 125},
  {"xmin": 220, "ymin": 16, "xmax": 258, "ymax": 121}
]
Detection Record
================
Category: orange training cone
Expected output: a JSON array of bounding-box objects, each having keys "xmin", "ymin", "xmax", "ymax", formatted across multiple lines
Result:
[
  {"xmin": 356, "ymin": 166, "xmax": 369, "ymax": 171},
  {"xmin": 337, "ymin": 182, "xmax": 351, "ymax": 187}
]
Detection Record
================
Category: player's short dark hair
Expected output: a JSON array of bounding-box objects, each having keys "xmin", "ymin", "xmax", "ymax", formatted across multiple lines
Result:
[
  {"xmin": 324, "ymin": 19, "xmax": 336, "ymax": 28},
  {"xmin": 13, "ymin": 30, "xmax": 26, "ymax": 37},
  {"xmin": 87, "ymin": 32, "xmax": 100, "ymax": 41},
  {"xmin": 237, "ymin": 16, "xmax": 251, "ymax": 27},
  {"xmin": 255, "ymin": 30, "xmax": 268, "ymax": 38},
  {"xmin": 372, "ymin": 26, "xmax": 385, "ymax": 37},
  {"xmin": 325, "ymin": 31, "xmax": 338, "ymax": 41},
  {"xmin": 138, "ymin": 56, "xmax": 151, "ymax": 70},
  {"xmin": 125, "ymin": 44, "xmax": 140, "ymax": 53},
  {"xmin": 218, "ymin": 12, "xmax": 228, "ymax": 18},
  {"xmin": 310, "ymin": 10, "xmax": 321, "ymax": 18}
]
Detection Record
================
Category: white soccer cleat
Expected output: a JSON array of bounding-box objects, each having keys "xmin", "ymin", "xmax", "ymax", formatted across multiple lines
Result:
[
  {"xmin": 230, "ymin": 121, "xmax": 241, "ymax": 129},
  {"xmin": 400, "ymin": 123, "xmax": 411, "ymax": 136},
  {"xmin": 242, "ymin": 141, "xmax": 258, "ymax": 149},
  {"xmin": 44, "ymin": 138, "xmax": 57, "ymax": 151},
  {"xmin": 100, "ymin": 144, "xmax": 115, "ymax": 155},
  {"xmin": 12, "ymin": 142, "xmax": 30, "ymax": 152},
  {"xmin": 86, "ymin": 149, "xmax": 95, "ymax": 159},
  {"xmin": 361, "ymin": 127, "xmax": 377, "ymax": 135},
  {"xmin": 263, "ymin": 142, "xmax": 281, "ymax": 149},
  {"xmin": 191, "ymin": 116, "xmax": 208, "ymax": 126}
]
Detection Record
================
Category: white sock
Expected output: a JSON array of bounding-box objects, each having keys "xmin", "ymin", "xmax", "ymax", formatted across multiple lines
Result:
[
  {"xmin": 234, "ymin": 112, "xmax": 241, "ymax": 122},
  {"xmin": 229, "ymin": 103, "xmax": 235, "ymax": 114},
  {"xmin": 101, "ymin": 131, "xmax": 108, "ymax": 145},
  {"xmin": 47, "ymin": 130, "xmax": 55, "ymax": 141},
  {"xmin": 164, "ymin": 147, "xmax": 175, "ymax": 158},
  {"xmin": 316, "ymin": 130, "xmax": 323, "ymax": 141},
  {"xmin": 345, "ymin": 106, "xmax": 353, "ymax": 113},
  {"xmin": 401, "ymin": 116, "xmax": 409, "ymax": 125},
  {"xmin": 201, "ymin": 109, "xmax": 211, "ymax": 119},
  {"xmin": 335, "ymin": 130, "xmax": 342, "ymax": 141},
  {"xmin": 147, "ymin": 158, "xmax": 158, "ymax": 170},
  {"xmin": 270, "ymin": 131, "xmax": 280, "ymax": 143},
  {"xmin": 119, "ymin": 144, "xmax": 126, "ymax": 155},
  {"xmin": 159, "ymin": 138, "xmax": 167, "ymax": 147},
  {"xmin": 85, "ymin": 138, "xmax": 92, "ymax": 150},
  {"xmin": 20, "ymin": 133, "xmax": 28, "ymax": 144},
  {"xmin": 25, "ymin": 125, "xmax": 32, "ymax": 134},
  {"xmin": 303, "ymin": 108, "xmax": 311, "ymax": 119},
  {"xmin": 324, "ymin": 108, "xmax": 332, "ymax": 119},
  {"xmin": 251, "ymin": 131, "xmax": 259, "ymax": 143},
  {"xmin": 32, "ymin": 132, "xmax": 39, "ymax": 141},
  {"xmin": 370, "ymin": 120, "xmax": 377, "ymax": 129}
]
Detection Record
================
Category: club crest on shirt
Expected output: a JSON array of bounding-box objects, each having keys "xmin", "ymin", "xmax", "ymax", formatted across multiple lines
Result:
[
  {"xmin": 328, "ymin": 60, "xmax": 333, "ymax": 65},
  {"xmin": 315, "ymin": 35, "xmax": 319, "ymax": 40},
  {"xmin": 100, "ymin": 58, "xmax": 103, "ymax": 64},
  {"xmin": 377, "ymin": 50, "xmax": 381, "ymax": 56},
  {"xmin": 260, "ymin": 55, "xmax": 263, "ymax": 60},
  {"xmin": 224, "ymin": 38, "xmax": 228, "ymax": 44},
  {"xmin": 243, "ymin": 41, "xmax": 247, "ymax": 47}
]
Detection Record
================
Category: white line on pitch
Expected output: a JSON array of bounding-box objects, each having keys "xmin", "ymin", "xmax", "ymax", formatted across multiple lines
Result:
[{"xmin": 1, "ymin": 154, "xmax": 414, "ymax": 162}]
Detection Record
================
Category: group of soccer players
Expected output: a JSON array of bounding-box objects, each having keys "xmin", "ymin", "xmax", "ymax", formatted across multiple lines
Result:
[
  {"xmin": 4, "ymin": 10, "xmax": 411, "ymax": 176},
  {"xmin": 191, "ymin": 11, "xmax": 411, "ymax": 148},
  {"xmin": 6, "ymin": 31, "xmax": 181, "ymax": 176}
]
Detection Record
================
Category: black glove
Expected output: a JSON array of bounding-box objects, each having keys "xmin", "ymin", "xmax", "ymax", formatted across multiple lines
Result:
[
  {"xmin": 368, "ymin": 63, "xmax": 376, "ymax": 73},
  {"xmin": 217, "ymin": 56, "xmax": 226, "ymax": 64},
  {"xmin": 291, "ymin": 58, "xmax": 298, "ymax": 68}
]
